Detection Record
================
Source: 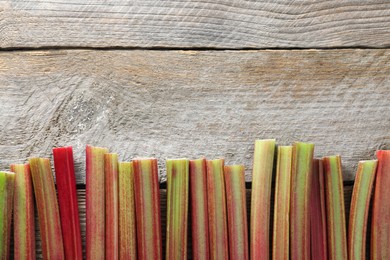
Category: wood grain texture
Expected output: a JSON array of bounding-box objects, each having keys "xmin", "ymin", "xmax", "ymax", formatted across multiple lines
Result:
[
  {"xmin": 0, "ymin": 0, "xmax": 389, "ymax": 49},
  {"xmin": 10, "ymin": 186, "xmax": 354, "ymax": 259},
  {"xmin": 0, "ymin": 49, "xmax": 389, "ymax": 182}
]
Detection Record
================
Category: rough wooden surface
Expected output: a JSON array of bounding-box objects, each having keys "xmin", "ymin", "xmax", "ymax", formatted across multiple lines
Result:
[
  {"xmin": 1, "ymin": 0, "xmax": 389, "ymax": 49},
  {"xmin": 15, "ymin": 186, "xmax": 354, "ymax": 259},
  {"xmin": 0, "ymin": 49, "xmax": 389, "ymax": 182}
]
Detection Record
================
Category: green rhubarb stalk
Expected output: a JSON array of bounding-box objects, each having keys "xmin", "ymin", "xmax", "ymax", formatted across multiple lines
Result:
[
  {"xmin": 207, "ymin": 159, "xmax": 228, "ymax": 260},
  {"xmin": 166, "ymin": 159, "xmax": 189, "ymax": 260},
  {"xmin": 250, "ymin": 139, "xmax": 276, "ymax": 260},
  {"xmin": 189, "ymin": 158, "xmax": 209, "ymax": 260},
  {"xmin": 272, "ymin": 146, "xmax": 292, "ymax": 260},
  {"xmin": 105, "ymin": 153, "xmax": 119, "ymax": 260},
  {"xmin": 290, "ymin": 142, "xmax": 314, "ymax": 260},
  {"xmin": 323, "ymin": 155, "xmax": 348, "ymax": 260},
  {"xmin": 0, "ymin": 171, "xmax": 15, "ymax": 259},
  {"xmin": 29, "ymin": 158, "xmax": 65, "ymax": 259},
  {"xmin": 118, "ymin": 162, "xmax": 137, "ymax": 260},
  {"xmin": 133, "ymin": 158, "xmax": 162, "ymax": 260},
  {"xmin": 371, "ymin": 150, "xmax": 390, "ymax": 259},
  {"xmin": 10, "ymin": 164, "xmax": 35, "ymax": 260},
  {"xmin": 348, "ymin": 160, "xmax": 377, "ymax": 260},
  {"xmin": 224, "ymin": 165, "xmax": 248, "ymax": 260},
  {"xmin": 86, "ymin": 145, "xmax": 109, "ymax": 260},
  {"xmin": 310, "ymin": 159, "xmax": 327, "ymax": 260}
]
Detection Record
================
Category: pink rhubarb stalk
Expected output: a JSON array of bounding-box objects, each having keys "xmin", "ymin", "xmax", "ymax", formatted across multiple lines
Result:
[
  {"xmin": 371, "ymin": 150, "xmax": 390, "ymax": 259},
  {"xmin": 29, "ymin": 158, "xmax": 65, "ymax": 259},
  {"xmin": 86, "ymin": 145, "xmax": 109, "ymax": 260},
  {"xmin": 53, "ymin": 146, "xmax": 82, "ymax": 260},
  {"xmin": 10, "ymin": 164, "xmax": 35, "ymax": 260},
  {"xmin": 118, "ymin": 162, "xmax": 137, "ymax": 260},
  {"xmin": 0, "ymin": 171, "xmax": 15, "ymax": 259},
  {"xmin": 250, "ymin": 139, "xmax": 276, "ymax": 260},
  {"xmin": 310, "ymin": 159, "xmax": 327, "ymax": 260},
  {"xmin": 224, "ymin": 165, "xmax": 249, "ymax": 260},
  {"xmin": 348, "ymin": 160, "xmax": 377, "ymax": 259},
  {"xmin": 133, "ymin": 158, "xmax": 162, "ymax": 260},
  {"xmin": 189, "ymin": 158, "xmax": 210, "ymax": 260},
  {"xmin": 323, "ymin": 155, "xmax": 348, "ymax": 260},
  {"xmin": 207, "ymin": 159, "xmax": 228, "ymax": 260},
  {"xmin": 272, "ymin": 146, "xmax": 292, "ymax": 260},
  {"xmin": 105, "ymin": 153, "xmax": 119, "ymax": 260},
  {"xmin": 166, "ymin": 159, "xmax": 189, "ymax": 260},
  {"xmin": 290, "ymin": 142, "xmax": 314, "ymax": 260}
]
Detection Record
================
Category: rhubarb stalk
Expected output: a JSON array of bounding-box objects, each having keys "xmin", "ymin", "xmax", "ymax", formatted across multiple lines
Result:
[
  {"xmin": 118, "ymin": 162, "xmax": 137, "ymax": 260},
  {"xmin": 29, "ymin": 158, "xmax": 65, "ymax": 259},
  {"xmin": 207, "ymin": 159, "xmax": 228, "ymax": 260},
  {"xmin": 323, "ymin": 155, "xmax": 348, "ymax": 260},
  {"xmin": 224, "ymin": 165, "xmax": 248, "ymax": 260},
  {"xmin": 105, "ymin": 153, "xmax": 119, "ymax": 260},
  {"xmin": 53, "ymin": 146, "xmax": 82, "ymax": 260},
  {"xmin": 86, "ymin": 145, "xmax": 109, "ymax": 260},
  {"xmin": 348, "ymin": 160, "xmax": 377, "ymax": 259},
  {"xmin": 371, "ymin": 150, "xmax": 390, "ymax": 259},
  {"xmin": 189, "ymin": 158, "xmax": 209, "ymax": 260},
  {"xmin": 272, "ymin": 146, "xmax": 292, "ymax": 260},
  {"xmin": 166, "ymin": 159, "xmax": 189, "ymax": 260},
  {"xmin": 250, "ymin": 139, "xmax": 276, "ymax": 260},
  {"xmin": 10, "ymin": 164, "xmax": 35, "ymax": 260},
  {"xmin": 0, "ymin": 171, "xmax": 15, "ymax": 259},
  {"xmin": 133, "ymin": 158, "xmax": 162, "ymax": 260},
  {"xmin": 310, "ymin": 159, "xmax": 327, "ymax": 260},
  {"xmin": 290, "ymin": 142, "xmax": 314, "ymax": 260}
]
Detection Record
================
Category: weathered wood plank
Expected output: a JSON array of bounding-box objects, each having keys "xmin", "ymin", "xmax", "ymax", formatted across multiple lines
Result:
[
  {"xmin": 12, "ymin": 186, "xmax": 355, "ymax": 259},
  {"xmin": 0, "ymin": 49, "xmax": 389, "ymax": 182},
  {"xmin": 1, "ymin": 0, "xmax": 389, "ymax": 49}
]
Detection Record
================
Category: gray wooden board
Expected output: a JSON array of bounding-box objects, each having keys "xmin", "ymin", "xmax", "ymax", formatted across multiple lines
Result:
[
  {"xmin": 0, "ymin": 49, "xmax": 389, "ymax": 182},
  {"xmin": 1, "ymin": 0, "xmax": 389, "ymax": 49}
]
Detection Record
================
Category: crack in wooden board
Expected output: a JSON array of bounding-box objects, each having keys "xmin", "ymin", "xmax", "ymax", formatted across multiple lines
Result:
[
  {"xmin": 0, "ymin": 0, "xmax": 389, "ymax": 49},
  {"xmin": 0, "ymin": 49, "xmax": 389, "ymax": 183}
]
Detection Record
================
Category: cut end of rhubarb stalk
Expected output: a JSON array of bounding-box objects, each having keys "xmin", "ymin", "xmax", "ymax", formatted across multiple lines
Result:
[
  {"xmin": 251, "ymin": 139, "xmax": 276, "ymax": 260},
  {"xmin": 166, "ymin": 159, "xmax": 189, "ymax": 260},
  {"xmin": 349, "ymin": 159, "xmax": 377, "ymax": 260},
  {"xmin": 372, "ymin": 150, "xmax": 390, "ymax": 260},
  {"xmin": 290, "ymin": 142, "xmax": 314, "ymax": 260},
  {"xmin": 322, "ymin": 155, "xmax": 348, "ymax": 260},
  {"xmin": 224, "ymin": 165, "xmax": 248, "ymax": 260},
  {"xmin": 10, "ymin": 164, "xmax": 36, "ymax": 260},
  {"xmin": 207, "ymin": 159, "xmax": 228, "ymax": 260},
  {"xmin": 29, "ymin": 158, "xmax": 65, "ymax": 260},
  {"xmin": 189, "ymin": 158, "xmax": 210, "ymax": 260},
  {"xmin": 0, "ymin": 171, "xmax": 15, "ymax": 260}
]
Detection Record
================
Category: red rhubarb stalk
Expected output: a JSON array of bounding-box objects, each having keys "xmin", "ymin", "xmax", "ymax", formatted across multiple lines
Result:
[
  {"xmin": 272, "ymin": 146, "xmax": 292, "ymax": 260},
  {"xmin": 371, "ymin": 150, "xmax": 390, "ymax": 259},
  {"xmin": 166, "ymin": 159, "xmax": 189, "ymax": 260},
  {"xmin": 207, "ymin": 159, "xmax": 228, "ymax": 260},
  {"xmin": 310, "ymin": 159, "xmax": 327, "ymax": 260},
  {"xmin": 105, "ymin": 153, "xmax": 119, "ymax": 260},
  {"xmin": 29, "ymin": 158, "xmax": 65, "ymax": 259},
  {"xmin": 10, "ymin": 164, "xmax": 35, "ymax": 260},
  {"xmin": 189, "ymin": 158, "xmax": 210, "ymax": 260},
  {"xmin": 224, "ymin": 165, "xmax": 249, "ymax": 260},
  {"xmin": 323, "ymin": 155, "xmax": 348, "ymax": 260},
  {"xmin": 348, "ymin": 160, "xmax": 377, "ymax": 259},
  {"xmin": 133, "ymin": 158, "xmax": 162, "ymax": 260},
  {"xmin": 53, "ymin": 146, "xmax": 82, "ymax": 260},
  {"xmin": 86, "ymin": 145, "xmax": 109, "ymax": 260},
  {"xmin": 290, "ymin": 142, "xmax": 314, "ymax": 260},
  {"xmin": 118, "ymin": 162, "xmax": 137, "ymax": 260},
  {"xmin": 250, "ymin": 139, "xmax": 276, "ymax": 260},
  {"xmin": 0, "ymin": 171, "xmax": 15, "ymax": 259}
]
